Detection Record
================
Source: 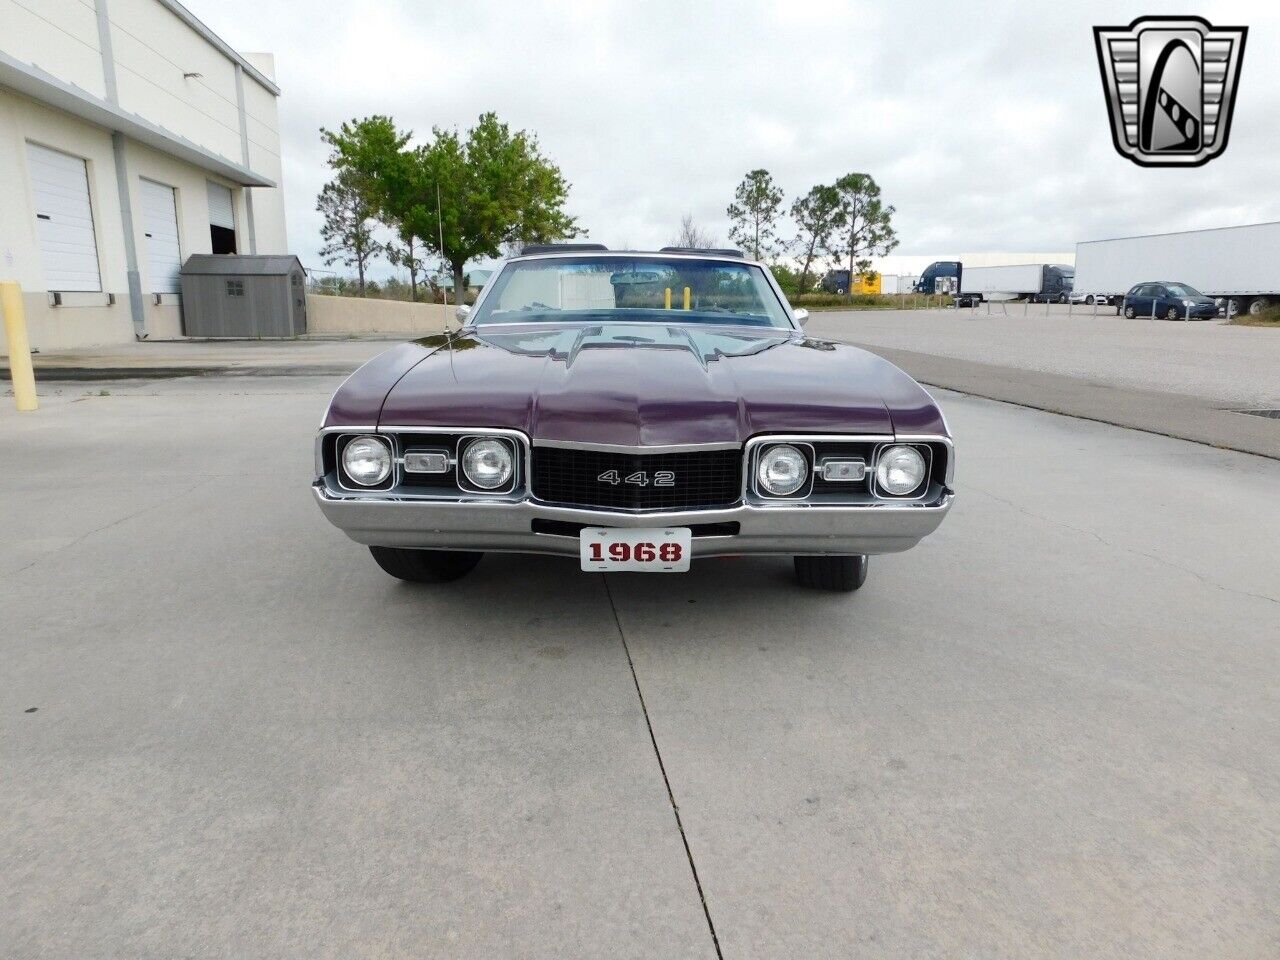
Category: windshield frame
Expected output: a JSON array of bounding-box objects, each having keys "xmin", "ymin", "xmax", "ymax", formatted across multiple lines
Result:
[
  {"xmin": 1163, "ymin": 282, "xmax": 1205, "ymax": 298},
  {"xmin": 465, "ymin": 253, "xmax": 800, "ymax": 331}
]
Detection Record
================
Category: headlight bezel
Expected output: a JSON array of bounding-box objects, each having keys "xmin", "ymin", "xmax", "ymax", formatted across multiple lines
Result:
[
  {"xmin": 459, "ymin": 435, "xmax": 518, "ymax": 493},
  {"xmin": 873, "ymin": 443, "xmax": 931, "ymax": 499},
  {"xmin": 754, "ymin": 442, "xmax": 813, "ymax": 499},
  {"xmin": 338, "ymin": 434, "xmax": 394, "ymax": 489}
]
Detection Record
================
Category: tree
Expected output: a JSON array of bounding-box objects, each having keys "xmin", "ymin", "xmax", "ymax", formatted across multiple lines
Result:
[
  {"xmin": 386, "ymin": 229, "xmax": 424, "ymax": 300},
  {"xmin": 789, "ymin": 184, "xmax": 844, "ymax": 295},
  {"xmin": 726, "ymin": 169, "xmax": 785, "ymax": 261},
  {"xmin": 669, "ymin": 213, "xmax": 718, "ymax": 249},
  {"xmin": 316, "ymin": 170, "xmax": 382, "ymax": 295},
  {"xmin": 323, "ymin": 113, "xmax": 580, "ymax": 297},
  {"xmin": 826, "ymin": 173, "xmax": 898, "ymax": 296}
]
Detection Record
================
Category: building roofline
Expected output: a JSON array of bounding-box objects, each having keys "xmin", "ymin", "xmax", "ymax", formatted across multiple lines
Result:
[
  {"xmin": 0, "ymin": 52, "xmax": 274, "ymax": 187},
  {"xmin": 156, "ymin": 0, "xmax": 281, "ymax": 96}
]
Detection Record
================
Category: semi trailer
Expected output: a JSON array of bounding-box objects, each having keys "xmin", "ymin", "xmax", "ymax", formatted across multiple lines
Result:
[
  {"xmin": 1072, "ymin": 223, "xmax": 1280, "ymax": 315},
  {"xmin": 957, "ymin": 263, "xmax": 1074, "ymax": 305},
  {"xmin": 915, "ymin": 261, "xmax": 1074, "ymax": 305}
]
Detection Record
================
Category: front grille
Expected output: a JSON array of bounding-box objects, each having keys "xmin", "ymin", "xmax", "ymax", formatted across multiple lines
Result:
[{"xmin": 532, "ymin": 447, "xmax": 742, "ymax": 511}]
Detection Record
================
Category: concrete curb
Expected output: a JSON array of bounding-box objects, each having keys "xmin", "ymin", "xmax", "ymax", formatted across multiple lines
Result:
[
  {"xmin": 1, "ymin": 365, "xmax": 357, "ymax": 381},
  {"xmin": 853, "ymin": 344, "xmax": 1280, "ymax": 461}
]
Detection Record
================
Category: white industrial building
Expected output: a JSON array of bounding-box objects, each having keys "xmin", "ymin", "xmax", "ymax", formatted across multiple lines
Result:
[{"xmin": 0, "ymin": 0, "xmax": 287, "ymax": 349}]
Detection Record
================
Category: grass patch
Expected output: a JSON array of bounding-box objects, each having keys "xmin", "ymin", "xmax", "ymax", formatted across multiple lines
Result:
[
  {"xmin": 793, "ymin": 292, "xmax": 954, "ymax": 311},
  {"xmin": 1228, "ymin": 305, "xmax": 1280, "ymax": 327}
]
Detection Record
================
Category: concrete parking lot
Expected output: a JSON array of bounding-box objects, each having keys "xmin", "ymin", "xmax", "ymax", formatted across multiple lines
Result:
[
  {"xmin": 806, "ymin": 305, "xmax": 1280, "ymax": 406},
  {"xmin": 2, "ymin": 371, "xmax": 1279, "ymax": 958}
]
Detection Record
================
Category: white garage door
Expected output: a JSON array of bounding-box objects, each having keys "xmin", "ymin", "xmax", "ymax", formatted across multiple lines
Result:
[
  {"xmin": 207, "ymin": 181, "xmax": 234, "ymax": 229},
  {"xmin": 139, "ymin": 178, "xmax": 181, "ymax": 293},
  {"xmin": 26, "ymin": 142, "xmax": 102, "ymax": 292}
]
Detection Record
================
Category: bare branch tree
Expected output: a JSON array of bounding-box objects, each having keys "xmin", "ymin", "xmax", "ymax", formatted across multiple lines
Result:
[{"xmin": 670, "ymin": 213, "xmax": 718, "ymax": 249}]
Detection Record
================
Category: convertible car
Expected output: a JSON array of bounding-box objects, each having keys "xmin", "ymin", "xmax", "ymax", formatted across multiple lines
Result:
[{"xmin": 313, "ymin": 246, "xmax": 954, "ymax": 591}]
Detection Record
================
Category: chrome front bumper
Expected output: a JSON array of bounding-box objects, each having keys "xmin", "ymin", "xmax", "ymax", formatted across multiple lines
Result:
[{"xmin": 313, "ymin": 483, "xmax": 954, "ymax": 557}]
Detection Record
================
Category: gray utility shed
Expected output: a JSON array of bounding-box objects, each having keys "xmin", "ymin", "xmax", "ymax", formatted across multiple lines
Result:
[{"xmin": 180, "ymin": 255, "xmax": 308, "ymax": 337}]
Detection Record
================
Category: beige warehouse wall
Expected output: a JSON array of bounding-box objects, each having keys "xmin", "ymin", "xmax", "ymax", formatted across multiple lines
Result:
[
  {"xmin": 0, "ymin": 0, "xmax": 106, "ymax": 98},
  {"xmin": 306, "ymin": 295, "xmax": 452, "ymax": 336}
]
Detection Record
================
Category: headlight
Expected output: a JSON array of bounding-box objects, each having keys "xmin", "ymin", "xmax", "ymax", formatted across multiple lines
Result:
[
  {"xmin": 1183, "ymin": 299, "xmax": 1195, "ymax": 307},
  {"xmin": 461, "ymin": 438, "xmax": 514, "ymax": 490},
  {"xmin": 757, "ymin": 444, "xmax": 808, "ymax": 496},
  {"xmin": 875, "ymin": 445, "xmax": 927, "ymax": 496},
  {"xmin": 342, "ymin": 435, "xmax": 392, "ymax": 486}
]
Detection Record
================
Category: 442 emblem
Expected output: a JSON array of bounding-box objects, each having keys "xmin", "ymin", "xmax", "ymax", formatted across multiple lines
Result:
[{"xmin": 597, "ymin": 470, "xmax": 676, "ymax": 487}]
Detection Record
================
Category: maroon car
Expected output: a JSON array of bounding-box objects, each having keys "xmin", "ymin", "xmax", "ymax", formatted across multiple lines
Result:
[{"xmin": 313, "ymin": 246, "xmax": 954, "ymax": 591}]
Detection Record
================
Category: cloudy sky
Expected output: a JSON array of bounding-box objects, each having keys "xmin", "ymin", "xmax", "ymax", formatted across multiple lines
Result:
[{"xmin": 192, "ymin": 0, "xmax": 1277, "ymax": 278}]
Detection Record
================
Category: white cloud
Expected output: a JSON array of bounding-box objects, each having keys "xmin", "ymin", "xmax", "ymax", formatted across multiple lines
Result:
[{"xmin": 191, "ymin": 0, "xmax": 1280, "ymax": 278}]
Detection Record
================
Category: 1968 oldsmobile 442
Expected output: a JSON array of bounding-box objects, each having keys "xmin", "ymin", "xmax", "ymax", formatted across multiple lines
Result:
[{"xmin": 314, "ymin": 246, "xmax": 954, "ymax": 592}]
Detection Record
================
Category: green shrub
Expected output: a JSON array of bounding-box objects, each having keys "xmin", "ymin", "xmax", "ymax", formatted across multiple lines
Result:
[{"xmin": 792, "ymin": 292, "xmax": 952, "ymax": 310}]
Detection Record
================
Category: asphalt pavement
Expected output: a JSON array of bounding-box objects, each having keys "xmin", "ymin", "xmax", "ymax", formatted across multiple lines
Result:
[{"xmin": 2, "ymin": 374, "xmax": 1278, "ymax": 959}]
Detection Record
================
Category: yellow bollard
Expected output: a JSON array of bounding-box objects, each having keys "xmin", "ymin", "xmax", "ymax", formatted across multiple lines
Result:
[
  {"xmin": 683, "ymin": 286, "xmax": 691, "ymax": 310},
  {"xmin": 664, "ymin": 287, "xmax": 672, "ymax": 310},
  {"xmin": 0, "ymin": 282, "xmax": 37, "ymax": 412}
]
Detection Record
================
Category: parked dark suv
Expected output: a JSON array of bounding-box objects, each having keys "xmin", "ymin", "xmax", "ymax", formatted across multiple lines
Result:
[{"xmin": 1121, "ymin": 282, "xmax": 1220, "ymax": 320}]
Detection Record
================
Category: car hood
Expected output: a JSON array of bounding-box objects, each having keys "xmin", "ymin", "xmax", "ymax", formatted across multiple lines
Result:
[{"xmin": 336, "ymin": 324, "xmax": 947, "ymax": 443}]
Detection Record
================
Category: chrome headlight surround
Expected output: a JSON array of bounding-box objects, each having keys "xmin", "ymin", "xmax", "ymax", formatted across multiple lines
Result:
[
  {"xmin": 459, "ymin": 435, "xmax": 518, "ymax": 493},
  {"xmin": 873, "ymin": 443, "xmax": 930, "ymax": 498},
  {"xmin": 753, "ymin": 442, "xmax": 813, "ymax": 499},
  {"xmin": 339, "ymin": 434, "xmax": 393, "ymax": 488}
]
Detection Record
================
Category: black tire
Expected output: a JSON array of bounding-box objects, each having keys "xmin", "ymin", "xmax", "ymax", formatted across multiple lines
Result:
[
  {"xmin": 1058, "ymin": 293, "xmax": 1068, "ymax": 304},
  {"xmin": 794, "ymin": 555, "xmax": 868, "ymax": 592},
  {"xmin": 1166, "ymin": 307, "xmax": 1180, "ymax": 321},
  {"xmin": 369, "ymin": 546, "xmax": 483, "ymax": 583},
  {"xmin": 1124, "ymin": 305, "xmax": 1136, "ymax": 319},
  {"xmin": 1085, "ymin": 295, "xmax": 1095, "ymax": 305},
  {"xmin": 1249, "ymin": 297, "xmax": 1268, "ymax": 316},
  {"xmin": 836, "ymin": 286, "xmax": 847, "ymax": 295}
]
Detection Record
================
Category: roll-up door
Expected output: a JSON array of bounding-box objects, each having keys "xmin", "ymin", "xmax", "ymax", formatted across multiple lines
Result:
[
  {"xmin": 140, "ymin": 178, "xmax": 181, "ymax": 293},
  {"xmin": 207, "ymin": 181, "xmax": 237, "ymax": 254},
  {"xmin": 26, "ymin": 143, "xmax": 102, "ymax": 292}
]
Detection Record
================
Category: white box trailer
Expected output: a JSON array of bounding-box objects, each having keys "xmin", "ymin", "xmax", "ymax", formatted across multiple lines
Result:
[
  {"xmin": 959, "ymin": 264, "xmax": 1044, "ymax": 298},
  {"xmin": 1073, "ymin": 222, "xmax": 1280, "ymax": 315},
  {"xmin": 957, "ymin": 263, "xmax": 1074, "ymax": 303},
  {"xmin": 878, "ymin": 274, "xmax": 917, "ymax": 295}
]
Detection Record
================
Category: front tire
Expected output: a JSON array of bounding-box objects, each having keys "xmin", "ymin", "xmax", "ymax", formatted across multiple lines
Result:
[
  {"xmin": 1124, "ymin": 305, "xmax": 1137, "ymax": 319},
  {"xmin": 369, "ymin": 546, "xmax": 483, "ymax": 583},
  {"xmin": 794, "ymin": 555, "xmax": 868, "ymax": 592}
]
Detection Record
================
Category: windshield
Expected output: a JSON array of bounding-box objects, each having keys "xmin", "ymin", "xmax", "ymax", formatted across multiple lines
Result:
[
  {"xmin": 471, "ymin": 256, "xmax": 793, "ymax": 328},
  {"xmin": 1164, "ymin": 283, "xmax": 1204, "ymax": 298}
]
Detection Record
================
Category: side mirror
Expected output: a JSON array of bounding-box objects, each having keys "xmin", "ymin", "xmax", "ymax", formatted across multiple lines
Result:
[
  {"xmin": 455, "ymin": 304, "xmax": 472, "ymax": 323},
  {"xmin": 793, "ymin": 307, "xmax": 810, "ymax": 327}
]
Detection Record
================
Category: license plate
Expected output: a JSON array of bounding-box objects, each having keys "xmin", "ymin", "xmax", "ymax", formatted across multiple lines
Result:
[{"xmin": 579, "ymin": 527, "xmax": 692, "ymax": 573}]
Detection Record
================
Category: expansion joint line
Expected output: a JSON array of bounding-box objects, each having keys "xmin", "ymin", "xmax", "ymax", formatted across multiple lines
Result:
[{"xmin": 601, "ymin": 575, "xmax": 724, "ymax": 960}]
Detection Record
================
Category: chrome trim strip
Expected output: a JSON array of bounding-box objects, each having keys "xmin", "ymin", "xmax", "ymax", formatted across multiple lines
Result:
[{"xmin": 532, "ymin": 438, "xmax": 743, "ymax": 454}]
